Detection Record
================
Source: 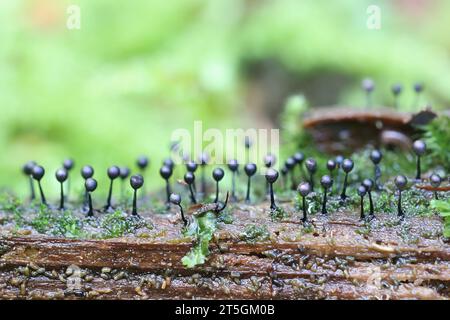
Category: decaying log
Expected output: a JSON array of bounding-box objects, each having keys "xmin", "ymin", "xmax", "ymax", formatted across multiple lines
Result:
[{"xmin": 0, "ymin": 204, "xmax": 448, "ymax": 300}]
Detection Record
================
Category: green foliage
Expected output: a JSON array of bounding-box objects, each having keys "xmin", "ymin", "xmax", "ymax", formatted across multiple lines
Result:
[
  {"xmin": 269, "ymin": 207, "xmax": 289, "ymax": 221},
  {"xmin": 217, "ymin": 208, "xmax": 233, "ymax": 224},
  {"xmin": 422, "ymin": 116, "xmax": 450, "ymax": 170},
  {"xmin": 31, "ymin": 207, "xmax": 84, "ymax": 237},
  {"xmin": 430, "ymin": 199, "xmax": 450, "ymax": 238},
  {"xmin": 241, "ymin": 224, "xmax": 270, "ymax": 243},
  {"xmin": 182, "ymin": 212, "xmax": 217, "ymax": 268},
  {"xmin": 373, "ymin": 188, "xmax": 438, "ymax": 217},
  {"xmin": 30, "ymin": 204, "xmax": 54, "ymax": 233},
  {"xmin": 52, "ymin": 211, "xmax": 84, "ymax": 238},
  {"xmin": 0, "ymin": 193, "xmax": 22, "ymax": 212},
  {"xmin": 0, "ymin": 193, "xmax": 25, "ymax": 227},
  {"xmin": 100, "ymin": 210, "xmax": 150, "ymax": 238}
]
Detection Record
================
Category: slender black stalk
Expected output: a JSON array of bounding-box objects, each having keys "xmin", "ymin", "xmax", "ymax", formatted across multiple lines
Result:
[
  {"xmin": 201, "ymin": 166, "xmax": 206, "ymax": 194},
  {"xmin": 434, "ymin": 191, "xmax": 438, "ymax": 200},
  {"xmin": 397, "ymin": 191, "xmax": 403, "ymax": 217},
  {"xmin": 374, "ymin": 164, "xmax": 382, "ymax": 190},
  {"xmin": 188, "ymin": 184, "xmax": 197, "ymax": 204},
  {"xmin": 178, "ymin": 204, "xmax": 187, "ymax": 226},
  {"xmin": 29, "ymin": 176, "xmax": 35, "ymax": 200},
  {"xmin": 321, "ymin": 188, "xmax": 327, "ymax": 215},
  {"xmin": 87, "ymin": 193, "xmax": 94, "ymax": 217},
  {"xmin": 269, "ymin": 183, "xmax": 276, "ymax": 210},
  {"xmin": 336, "ymin": 170, "xmax": 342, "ymax": 193},
  {"xmin": 246, "ymin": 176, "xmax": 251, "ymax": 203},
  {"xmin": 328, "ymin": 170, "xmax": 333, "ymax": 193},
  {"xmin": 105, "ymin": 179, "xmax": 113, "ymax": 210},
  {"xmin": 368, "ymin": 190, "xmax": 374, "ymax": 216},
  {"xmin": 83, "ymin": 190, "xmax": 88, "ymax": 210},
  {"xmin": 416, "ymin": 156, "xmax": 421, "ymax": 180},
  {"xmin": 360, "ymin": 196, "xmax": 365, "ymax": 220},
  {"xmin": 132, "ymin": 189, "xmax": 138, "ymax": 216},
  {"xmin": 309, "ymin": 173, "xmax": 314, "ymax": 192},
  {"xmin": 165, "ymin": 179, "xmax": 171, "ymax": 207},
  {"xmin": 301, "ymin": 196, "xmax": 307, "ymax": 222},
  {"xmin": 231, "ymin": 171, "xmax": 236, "ymax": 201},
  {"xmin": 214, "ymin": 181, "xmax": 219, "ymax": 203},
  {"xmin": 37, "ymin": 181, "xmax": 47, "ymax": 205},
  {"xmin": 59, "ymin": 182, "xmax": 64, "ymax": 210},
  {"xmin": 340, "ymin": 173, "xmax": 348, "ymax": 200}
]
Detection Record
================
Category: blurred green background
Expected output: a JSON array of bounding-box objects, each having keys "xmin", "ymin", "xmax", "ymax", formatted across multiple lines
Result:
[{"xmin": 1, "ymin": 0, "xmax": 449, "ymax": 198}]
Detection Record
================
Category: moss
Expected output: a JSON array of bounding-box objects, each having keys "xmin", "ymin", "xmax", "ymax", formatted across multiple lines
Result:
[
  {"xmin": 100, "ymin": 210, "xmax": 152, "ymax": 238},
  {"xmin": 270, "ymin": 207, "xmax": 289, "ymax": 221},
  {"xmin": 30, "ymin": 204, "xmax": 54, "ymax": 233},
  {"xmin": 305, "ymin": 191, "xmax": 343, "ymax": 215},
  {"xmin": 0, "ymin": 193, "xmax": 22, "ymax": 212},
  {"xmin": 241, "ymin": 224, "xmax": 270, "ymax": 243},
  {"xmin": 422, "ymin": 115, "xmax": 450, "ymax": 170},
  {"xmin": 430, "ymin": 199, "xmax": 450, "ymax": 238},
  {"xmin": 355, "ymin": 222, "xmax": 372, "ymax": 236},
  {"xmin": 301, "ymin": 224, "xmax": 314, "ymax": 234},
  {"xmin": 217, "ymin": 207, "xmax": 233, "ymax": 224},
  {"xmin": 51, "ymin": 211, "xmax": 84, "ymax": 238}
]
